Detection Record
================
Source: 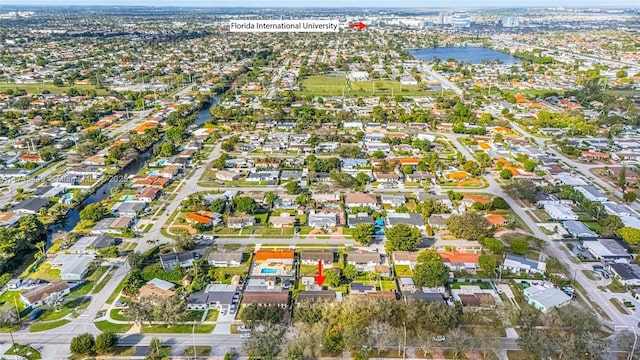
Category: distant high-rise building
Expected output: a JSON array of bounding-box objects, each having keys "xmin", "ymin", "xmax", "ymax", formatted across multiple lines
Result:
[
  {"xmin": 502, "ymin": 16, "xmax": 520, "ymax": 28},
  {"xmin": 450, "ymin": 13, "xmax": 471, "ymax": 28},
  {"xmin": 436, "ymin": 12, "xmax": 452, "ymax": 25}
]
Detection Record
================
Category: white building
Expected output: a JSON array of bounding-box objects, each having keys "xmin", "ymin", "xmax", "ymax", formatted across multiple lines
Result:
[
  {"xmin": 502, "ymin": 16, "xmax": 519, "ymax": 28},
  {"xmin": 450, "ymin": 13, "xmax": 471, "ymax": 28},
  {"xmin": 543, "ymin": 203, "xmax": 578, "ymax": 221},
  {"xmin": 524, "ymin": 285, "xmax": 571, "ymax": 313}
]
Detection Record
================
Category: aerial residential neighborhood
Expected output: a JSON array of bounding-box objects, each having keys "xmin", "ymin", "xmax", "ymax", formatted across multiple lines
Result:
[{"xmin": 0, "ymin": 2, "xmax": 638, "ymax": 360}]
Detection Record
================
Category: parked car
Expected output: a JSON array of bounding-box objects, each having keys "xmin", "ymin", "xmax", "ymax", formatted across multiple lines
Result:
[
  {"xmin": 576, "ymin": 245, "xmax": 585, "ymax": 251},
  {"xmin": 432, "ymin": 335, "xmax": 446, "ymax": 342},
  {"xmin": 592, "ymin": 264, "xmax": 604, "ymax": 270},
  {"xmin": 29, "ymin": 309, "xmax": 44, "ymax": 321},
  {"xmin": 239, "ymin": 325, "xmax": 251, "ymax": 332},
  {"xmin": 240, "ymin": 333, "xmax": 251, "ymax": 339}
]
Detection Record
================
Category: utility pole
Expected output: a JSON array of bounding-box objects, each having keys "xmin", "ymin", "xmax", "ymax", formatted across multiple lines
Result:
[
  {"xmin": 192, "ymin": 320, "xmax": 197, "ymax": 360},
  {"xmin": 402, "ymin": 321, "xmax": 407, "ymax": 360},
  {"xmin": 629, "ymin": 328, "xmax": 638, "ymax": 360}
]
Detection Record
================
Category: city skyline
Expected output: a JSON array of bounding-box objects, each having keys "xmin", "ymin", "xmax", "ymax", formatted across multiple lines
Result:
[{"xmin": 4, "ymin": 0, "xmax": 639, "ymax": 8}]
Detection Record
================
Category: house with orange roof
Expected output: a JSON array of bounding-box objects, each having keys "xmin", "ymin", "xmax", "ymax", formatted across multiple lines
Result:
[
  {"xmin": 485, "ymin": 214, "xmax": 507, "ymax": 227},
  {"xmin": 399, "ymin": 158, "xmax": 421, "ymax": 166},
  {"xmin": 581, "ymin": 151, "xmax": 608, "ymax": 161},
  {"xmin": 477, "ymin": 142, "xmax": 492, "ymax": 151},
  {"xmin": 186, "ymin": 213, "xmax": 214, "ymax": 226},
  {"xmin": 133, "ymin": 122, "xmax": 158, "ymax": 134},
  {"xmin": 20, "ymin": 153, "xmax": 43, "ymax": 163},
  {"xmin": 252, "ymin": 250, "xmax": 295, "ymax": 276},
  {"xmin": 447, "ymin": 171, "xmax": 471, "ymax": 182},
  {"xmin": 435, "ymin": 250, "xmax": 480, "ymax": 274},
  {"xmin": 492, "ymin": 126, "xmax": 512, "ymax": 135},
  {"xmin": 462, "ymin": 194, "xmax": 492, "ymax": 206}
]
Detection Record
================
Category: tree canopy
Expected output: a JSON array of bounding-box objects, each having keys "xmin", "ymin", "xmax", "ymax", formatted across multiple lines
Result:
[
  {"xmin": 413, "ymin": 251, "xmax": 448, "ymax": 288},
  {"xmin": 445, "ymin": 212, "xmax": 492, "ymax": 242},
  {"xmin": 385, "ymin": 224, "xmax": 422, "ymax": 252}
]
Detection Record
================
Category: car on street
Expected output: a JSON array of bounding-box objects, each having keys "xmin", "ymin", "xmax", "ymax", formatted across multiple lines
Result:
[
  {"xmin": 432, "ymin": 335, "xmax": 446, "ymax": 342},
  {"xmin": 240, "ymin": 333, "xmax": 251, "ymax": 339},
  {"xmin": 239, "ymin": 325, "xmax": 251, "ymax": 332}
]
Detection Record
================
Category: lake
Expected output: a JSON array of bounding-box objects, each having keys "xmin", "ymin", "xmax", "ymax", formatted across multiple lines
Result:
[{"xmin": 408, "ymin": 47, "xmax": 520, "ymax": 65}]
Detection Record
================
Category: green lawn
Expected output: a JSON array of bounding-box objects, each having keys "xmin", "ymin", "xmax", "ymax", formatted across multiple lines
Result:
[
  {"xmin": 38, "ymin": 297, "xmax": 90, "ymax": 321},
  {"xmin": 110, "ymin": 309, "xmax": 129, "ymax": 322},
  {"xmin": 94, "ymin": 320, "xmax": 133, "ymax": 333},
  {"xmin": 299, "ymin": 264, "xmax": 319, "ymax": 277},
  {"xmin": 4, "ymin": 344, "xmax": 41, "ymax": 360},
  {"xmin": 22, "ymin": 262, "xmax": 61, "ymax": 282},
  {"xmin": 380, "ymin": 280, "xmax": 397, "ymax": 291},
  {"xmin": 106, "ymin": 277, "xmax": 127, "ymax": 305},
  {"xmin": 0, "ymin": 82, "xmax": 108, "ymax": 95},
  {"xmin": 297, "ymin": 75, "xmax": 442, "ymax": 97},
  {"xmin": 141, "ymin": 324, "xmax": 215, "ymax": 333},
  {"xmin": 29, "ymin": 319, "xmax": 70, "ymax": 332},
  {"xmin": 609, "ymin": 298, "xmax": 630, "ymax": 315},
  {"xmin": 394, "ymin": 265, "xmax": 413, "ymax": 278},
  {"xmin": 92, "ymin": 273, "xmax": 114, "ymax": 294},
  {"xmin": 607, "ymin": 279, "xmax": 628, "ymax": 293},
  {"xmin": 205, "ymin": 309, "xmax": 219, "ymax": 322},
  {"xmin": 0, "ymin": 291, "xmax": 25, "ymax": 312},
  {"xmin": 183, "ymin": 346, "xmax": 212, "ymax": 357},
  {"xmin": 450, "ymin": 281, "xmax": 493, "ymax": 290}
]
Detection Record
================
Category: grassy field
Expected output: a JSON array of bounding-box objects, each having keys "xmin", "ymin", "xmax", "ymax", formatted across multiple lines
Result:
[
  {"xmin": 141, "ymin": 324, "xmax": 215, "ymax": 334},
  {"xmin": 0, "ymin": 291, "xmax": 25, "ymax": 312},
  {"xmin": 297, "ymin": 75, "xmax": 443, "ymax": 97},
  {"xmin": 394, "ymin": 265, "xmax": 413, "ymax": 278},
  {"xmin": 0, "ymin": 83, "xmax": 109, "ymax": 95},
  {"xmin": 94, "ymin": 320, "xmax": 133, "ymax": 333},
  {"xmin": 29, "ymin": 319, "xmax": 70, "ymax": 332},
  {"xmin": 22, "ymin": 262, "xmax": 61, "ymax": 282},
  {"xmin": 105, "ymin": 277, "xmax": 127, "ymax": 305},
  {"xmin": 183, "ymin": 346, "xmax": 212, "ymax": 357},
  {"xmin": 39, "ymin": 297, "xmax": 90, "ymax": 321},
  {"xmin": 4, "ymin": 344, "xmax": 41, "ymax": 360}
]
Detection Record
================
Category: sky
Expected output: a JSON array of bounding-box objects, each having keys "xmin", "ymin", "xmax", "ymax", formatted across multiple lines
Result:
[{"xmin": 6, "ymin": 0, "xmax": 640, "ymax": 7}]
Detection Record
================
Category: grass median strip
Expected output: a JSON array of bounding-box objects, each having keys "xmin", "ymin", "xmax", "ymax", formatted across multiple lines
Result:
[
  {"xmin": 29, "ymin": 319, "xmax": 70, "ymax": 332},
  {"xmin": 94, "ymin": 320, "xmax": 133, "ymax": 333}
]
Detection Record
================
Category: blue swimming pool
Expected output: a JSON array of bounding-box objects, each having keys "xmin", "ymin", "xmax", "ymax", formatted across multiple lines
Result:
[
  {"xmin": 122, "ymin": 195, "xmax": 134, "ymax": 201},
  {"xmin": 63, "ymin": 193, "xmax": 73, "ymax": 201},
  {"xmin": 261, "ymin": 268, "xmax": 278, "ymax": 274},
  {"xmin": 156, "ymin": 160, "xmax": 166, "ymax": 166},
  {"xmin": 148, "ymin": 170, "xmax": 159, "ymax": 175}
]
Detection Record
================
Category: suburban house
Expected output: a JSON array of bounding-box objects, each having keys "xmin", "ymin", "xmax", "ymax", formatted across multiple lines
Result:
[
  {"xmin": 138, "ymin": 278, "xmax": 176, "ymax": 300},
  {"xmin": 68, "ymin": 235, "xmax": 117, "ymax": 254},
  {"xmin": 524, "ymin": 285, "xmax": 571, "ymax": 313},
  {"xmin": 241, "ymin": 291, "xmax": 289, "ymax": 308},
  {"xmin": 437, "ymin": 250, "xmax": 480, "ymax": 274},
  {"xmin": 160, "ymin": 252, "xmax": 196, "ymax": 271},
  {"xmin": 300, "ymin": 250, "xmax": 334, "ymax": 268},
  {"xmin": 344, "ymin": 192, "xmax": 378, "ymax": 209},
  {"xmin": 347, "ymin": 250, "xmax": 382, "ymax": 272},
  {"xmin": 392, "ymin": 251, "xmax": 421, "ymax": 267},
  {"xmin": 296, "ymin": 290, "xmax": 338, "ymax": 304},
  {"xmin": 49, "ymin": 254, "xmax": 95, "ymax": 281},
  {"xmin": 485, "ymin": 214, "xmax": 507, "ymax": 227},
  {"xmin": 227, "ymin": 216, "xmax": 255, "ymax": 229},
  {"xmin": 11, "ymin": 198, "xmax": 49, "ymax": 214},
  {"xmin": 187, "ymin": 284, "xmax": 239, "ymax": 311},
  {"xmin": 561, "ymin": 220, "xmax": 598, "ymax": 240},
  {"xmin": 137, "ymin": 187, "xmax": 160, "ymax": 202},
  {"xmin": 608, "ymin": 263, "xmax": 640, "ymax": 287},
  {"xmin": 502, "ymin": 254, "xmax": 547, "ymax": 275},
  {"xmin": 269, "ymin": 213, "xmax": 297, "ymax": 228},
  {"xmin": 386, "ymin": 213, "xmax": 426, "ymax": 229},
  {"xmin": 543, "ymin": 204, "xmax": 579, "ymax": 221},
  {"xmin": 575, "ymin": 185, "xmax": 608, "ymax": 202},
  {"xmin": 381, "ymin": 194, "xmax": 406, "ymax": 207},
  {"xmin": 428, "ymin": 214, "xmax": 450, "ymax": 229},
  {"xmin": 111, "ymin": 201, "xmax": 147, "ymax": 217},
  {"xmin": 254, "ymin": 250, "xmax": 295, "ymax": 268},
  {"xmin": 583, "ymin": 239, "xmax": 633, "ymax": 260},
  {"xmin": 21, "ymin": 281, "xmax": 70, "ymax": 308},
  {"xmin": 207, "ymin": 251, "xmax": 243, "ymax": 267},
  {"xmin": 348, "ymin": 213, "xmax": 375, "ymax": 227},
  {"xmin": 216, "ymin": 171, "xmax": 242, "ymax": 181},
  {"xmin": 308, "ymin": 212, "xmax": 338, "ymax": 228}
]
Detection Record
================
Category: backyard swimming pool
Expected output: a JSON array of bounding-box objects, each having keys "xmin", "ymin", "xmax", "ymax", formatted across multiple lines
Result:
[
  {"xmin": 122, "ymin": 195, "xmax": 134, "ymax": 201},
  {"xmin": 261, "ymin": 268, "xmax": 278, "ymax": 274},
  {"xmin": 148, "ymin": 170, "xmax": 159, "ymax": 175}
]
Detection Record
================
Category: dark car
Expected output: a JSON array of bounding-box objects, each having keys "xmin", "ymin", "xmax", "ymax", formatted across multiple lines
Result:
[{"xmin": 29, "ymin": 309, "xmax": 44, "ymax": 321}]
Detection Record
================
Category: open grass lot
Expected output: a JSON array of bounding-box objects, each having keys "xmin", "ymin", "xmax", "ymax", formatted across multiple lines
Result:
[
  {"xmin": 0, "ymin": 290, "xmax": 25, "ymax": 312},
  {"xmin": 29, "ymin": 319, "xmax": 70, "ymax": 332},
  {"xmin": 141, "ymin": 324, "xmax": 215, "ymax": 333},
  {"xmin": 297, "ymin": 75, "xmax": 443, "ymax": 97},
  {"xmin": 450, "ymin": 280, "xmax": 493, "ymax": 290},
  {"xmin": 4, "ymin": 344, "xmax": 41, "ymax": 360},
  {"xmin": 22, "ymin": 262, "xmax": 61, "ymax": 282},
  {"xmin": 0, "ymin": 82, "xmax": 110, "ymax": 95},
  {"xmin": 94, "ymin": 320, "xmax": 133, "ymax": 333},
  {"xmin": 299, "ymin": 264, "xmax": 319, "ymax": 276},
  {"xmin": 183, "ymin": 346, "xmax": 212, "ymax": 357},
  {"xmin": 394, "ymin": 265, "xmax": 413, "ymax": 278},
  {"xmin": 39, "ymin": 297, "xmax": 90, "ymax": 321}
]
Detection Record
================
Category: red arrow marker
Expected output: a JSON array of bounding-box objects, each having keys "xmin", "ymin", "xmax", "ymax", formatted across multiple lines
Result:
[
  {"xmin": 348, "ymin": 22, "xmax": 366, "ymax": 30},
  {"xmin": 314, "ymin": 260, "xmax": 326, "ymax": 286}
]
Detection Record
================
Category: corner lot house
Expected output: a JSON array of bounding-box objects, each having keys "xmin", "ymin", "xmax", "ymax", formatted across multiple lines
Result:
[
  {"xmin": 21, "ymin": 281, "xmax": 70, "ymax": 308},
  {"xmin": 608, "ymin": 263, "xmax": 640, "ymax": 287},
  {"xmin": 138, "ymin": 278, "xmax": 176, "ymax": 300},
  {"xmin": 49, "ymin": 254, "xmax": 95, "ymax": 281},
  {"xmin": 583, "ymin": 239, "xmax": 633, "ymax": 260},
  {"xmin": 524, "ymin": 285, "xmax": 571, "ymax": 313}
]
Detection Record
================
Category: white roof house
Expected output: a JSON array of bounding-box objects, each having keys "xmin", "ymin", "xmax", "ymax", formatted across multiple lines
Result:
[
  {"xmin": 147, "ymin": 278, "xmax": 176, "ymax": 291},
  {"xmin": 575, "ymin": 186, "xmax": 608, "ymax": 202},
  {"xmin": 49, "ymin": 254, "xmax": 95, "ymax": 281},
  {"xmin": 621, "ymin": 216, "xmax": 640, "ymax": 230},
  {"xmin": 524, "ymin": 285, "xmax": 571, "ymax": 313},
  {"xmin": 543, "ymin": 203, "xmax": 578, "ymax": 221},
  {"xmin": 583, "ymin": 239, "xmax": 632, "ymax": 260},
  {"xmin": 553, "ymin": 173, "xmax": 588, "ymax": 186}
]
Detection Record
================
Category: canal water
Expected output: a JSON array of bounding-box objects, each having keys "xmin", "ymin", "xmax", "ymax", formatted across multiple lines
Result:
[
  {"xmin": 408, "ymin": 47, "xmax": 520, "ymax": 65},
  {"xmin": 49, "ymin": 95, "xmax": 220, "ymax": 236}
]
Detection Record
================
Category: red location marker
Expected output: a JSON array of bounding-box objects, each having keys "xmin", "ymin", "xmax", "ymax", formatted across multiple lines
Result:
[
  {"xmin": 348, "ymin": 22, "xmax": 366, "ymax": 30},
  {"xmin": 314, "ymin": 260, "xmax": 326, "ymax": 286}
]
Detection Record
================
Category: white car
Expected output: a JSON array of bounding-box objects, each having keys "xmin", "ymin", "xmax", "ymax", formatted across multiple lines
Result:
[
  {"xmin": 240, "ymin": 333, "xmax": 251, "ymax": 339},
  {"xmin": 432, "ymin": 335, "xmax": 446, "ymax": 342}
]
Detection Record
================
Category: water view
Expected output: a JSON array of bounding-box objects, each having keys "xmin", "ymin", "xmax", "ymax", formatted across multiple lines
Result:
[{"xmin": 408, "ymin": 47, "xmax": 520, "ymax": 64}]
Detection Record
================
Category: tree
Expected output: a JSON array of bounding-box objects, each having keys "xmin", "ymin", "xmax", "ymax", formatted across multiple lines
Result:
[
  {"xmin": 413, "ymin": 251, "xmax": 448, "ymax": 288},
  {"xmin": 385, "ymin": 224, "xmax": 422, "ymax": 251},
  {"xmin": 478, "ymin": 254, "xmax": 497, "ymax": 275},
  {"xmin": 462, "ymin": 161, "xmax": 482, "ymax": 177},
  {"xmin": 128, "ymin": 251, "xmax": 145, "ymax": 270},
  {"xmin": 623, "ymin": 191, "xmax": 637, "ymax": 204},
  {"xmin": 445, "ymin": 212, "xmax": 492, "ymax": 242},
  {"xmin": 602, "ymin": 215, "xmax": 624, "ymax": 237},
  {"xmin": 243, "ymin": 323, "xmax": 286, "ymax": 360},
  {"xmin": 506, "ymin": 179, "xmax": 537, "ymax": 203},
  {"xmin": 284, "ymin": 181, "xmax": 303, "ymax": 195},
  {"xmin": 94, "ymin": 332, "xmax": 117, "ymax": 354},
  {"xmin": 499, "ymin": 169, "xmax": 513, "ymax": 179},
  {"xmin": 510, "ymin": 238, "xmax": 529, "ymax": 255},
  {"xmin": 240, "ymin": 304, "xmax": 285, "ymax": 325},
  {"xmin": 233, "ymin": 196, "xmax": 258, "ymax": 214},
  {"xmin": 484, "ymin": 237, "xmax": 505, "ymax": 254},
  {"xmin": 79, "ymin": 203, "xmax": 108, "ymax": 222},
  {"xmin": 343, "ymin": 264, "xmax": 358, "ymax": 281},
  {"xmin": 618, "ymin": 227, "xmax": 640, "ymax": 245},
  {"xmin": 325, "ymin": 269, "xmax": 342, "ymax": 288},
  {"xmin": 0, "ymin": 304, "xmax": 19, "ymax": 326},
  {"xmin": 209, "ymin": 198, "xmax": 226, "ymax": 213},
  {"xmin": 70, "ymin": 333, "xmax": 95, "ymax": 356},
  {"xmin": 447, "ymin": 328, "xmax": 474, "ymax": 360},
  {"xmin": 352, "ymin": 223, "xmax": 375, "ymax": 245},
  {"xmin": 492, "ymin": 196, "xmax": 510, "ymax": 210},
  {"xmin": 618, "ymin": 166, "xmax": 627, "ymax": 191}
]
